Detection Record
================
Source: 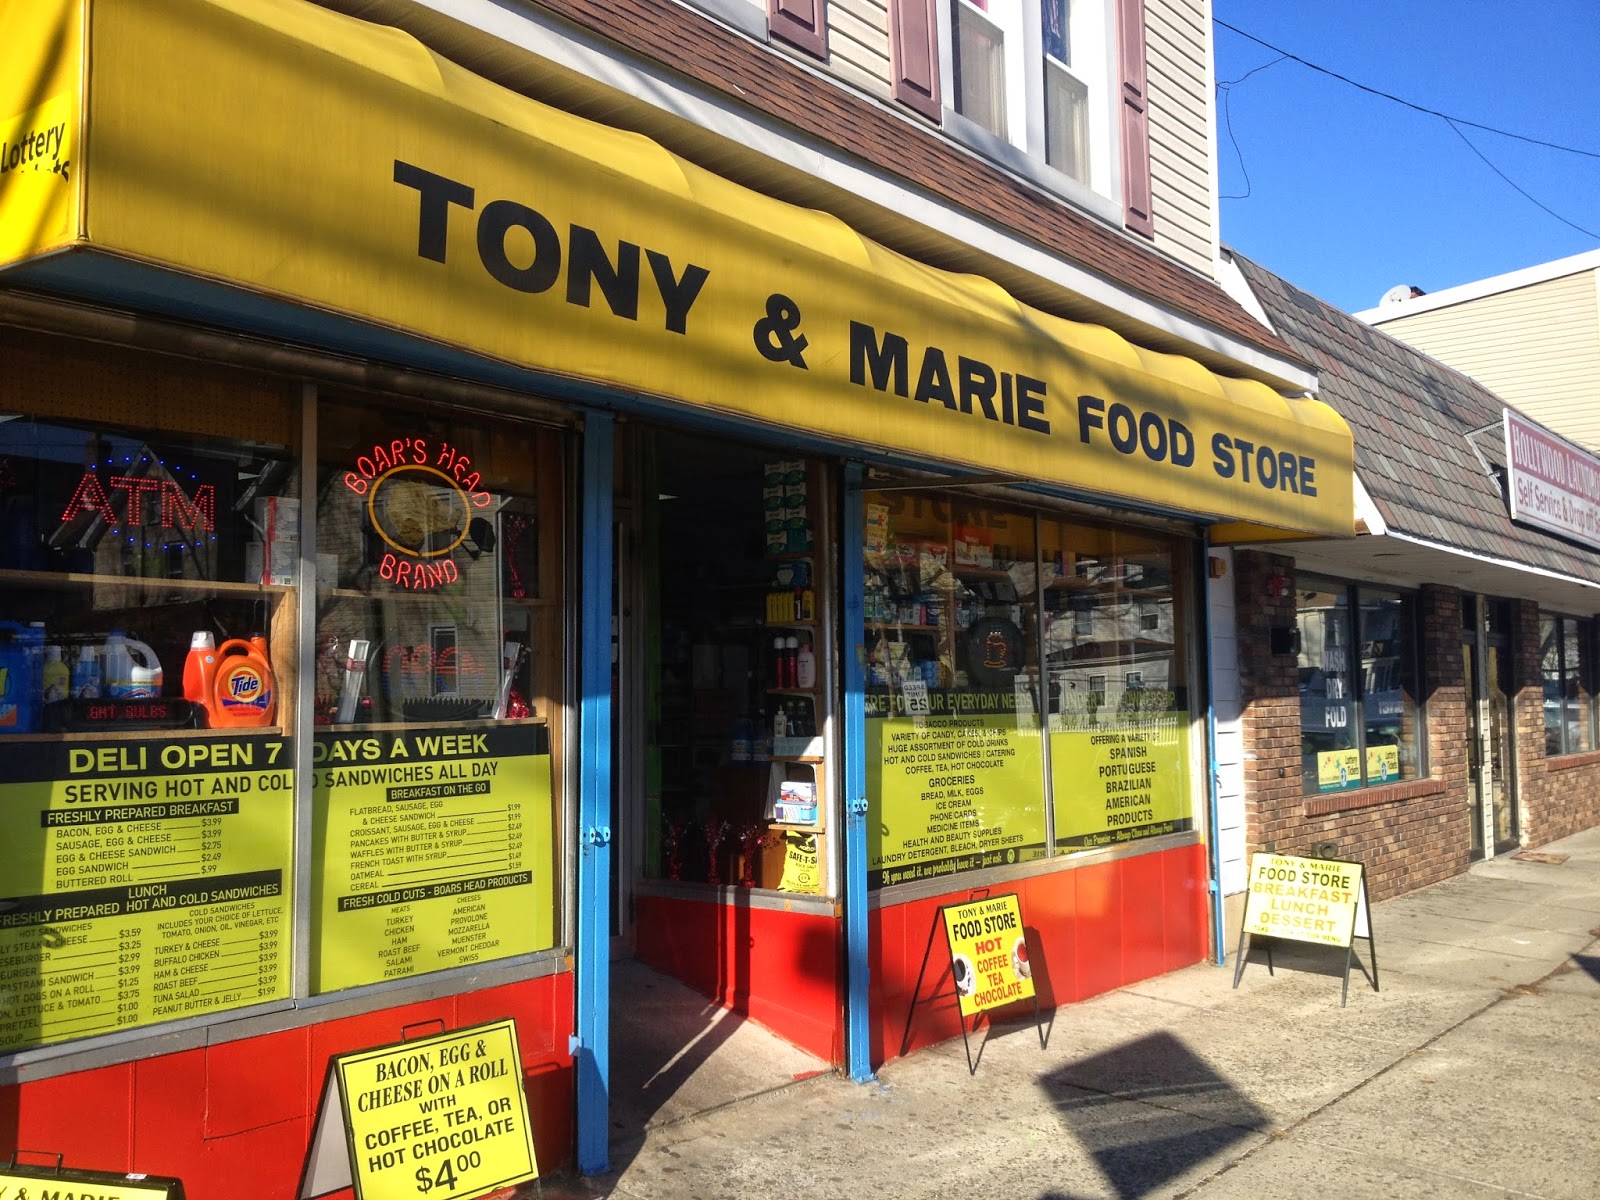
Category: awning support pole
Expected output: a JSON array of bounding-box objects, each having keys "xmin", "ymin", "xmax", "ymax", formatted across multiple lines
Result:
[
  {"xmin": 576, "ymin": 412, "xmax": 615, "ymax": 1174},
  {"xmin": 843, "ymin": 462, "xmax": 875, "ymax": 1082}
]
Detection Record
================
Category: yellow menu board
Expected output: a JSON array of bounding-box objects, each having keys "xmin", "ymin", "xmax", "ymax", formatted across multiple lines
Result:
[
  {"xmin": 1051, "ymin": 711, "xmax": 1192, "ymax": 848},
  {"xmin": 866, "ymin": 697, "xmax": 1046, "ymax": 888},
  {"xmin": 0, "ymin": 732, "xmax": 292, "ymax": 1052},
  {"xmin": 942, "ymin": 894, "xmax": 1035, "ymax": 1016},
  {"xmin": 311, "ymin": 725, "xmax": 554, "ymax": 993},
  {"xmin": 334, "ymin": 1019, "xmax": 537, "ymax": 1200}
]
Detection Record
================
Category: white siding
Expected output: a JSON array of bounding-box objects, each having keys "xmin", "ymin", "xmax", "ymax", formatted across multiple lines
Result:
[
  {"xmin": 1207, "ymin": 548, "xmax": 1248, "ymax": 895},
  {"xmin": 1144, "ymin": 0, "xmax": 1215, "ymax": 274},
  {"xmin": 826, "ymin": 0, "xmax": 893, "ymax": 98},
  {"xmin": 1378, "ymin": 269, "xmax": 1600, "ymax": 451}
]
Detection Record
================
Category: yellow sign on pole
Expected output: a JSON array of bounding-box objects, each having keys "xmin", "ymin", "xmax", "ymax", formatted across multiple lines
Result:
[
  {"xmin": 941, "ymin": 894, "xmax": 1035, "ymax": 1016},
  {"xmin": 1241, "ymin": 853, "xmax": 1365, "ymax": 947},
  {"xmin": 329, "ymin": 1020, "xmax": 537, "ymax": 1200}
]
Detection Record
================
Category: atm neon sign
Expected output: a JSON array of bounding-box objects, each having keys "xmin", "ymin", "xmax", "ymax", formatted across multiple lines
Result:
[{"xmin": 61, "ymin": 471, "xmax": 215, "ymax": 530}]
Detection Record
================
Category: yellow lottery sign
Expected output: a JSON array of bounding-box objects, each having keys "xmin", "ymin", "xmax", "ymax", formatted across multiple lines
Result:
[
  {"xmin": 942, "ymin": 895, "xmax": 1035, "ymax": 1016},
  {"xmin": 335, "ymin": 1020, "xmax": 537, "ymax": 1200},
  {"xmin": 1242, "ymin": 854, "xmax": 1365, "ymax": 947}
]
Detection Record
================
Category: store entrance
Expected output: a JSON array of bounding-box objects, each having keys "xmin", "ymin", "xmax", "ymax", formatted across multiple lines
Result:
[
  {"xmin": 606, "ymin": 426, "xmax": 831, "ymax": 1145},
  {"xmin": 1464, "ymin": 596, "xmax": 1517, "ymax": 859}
]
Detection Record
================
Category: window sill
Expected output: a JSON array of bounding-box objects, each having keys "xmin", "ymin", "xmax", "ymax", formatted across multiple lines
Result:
[
  {"xmin": 939, "ymin": 108, "xmax": 1123, "ymax": 227},
  {"xmin": 1546, "ymin": 749, "xmax": 1600, "ymax": 772},
  {"xmin": 1303, "ymin": 777, "xmax": 1446, "ymax": 817}
]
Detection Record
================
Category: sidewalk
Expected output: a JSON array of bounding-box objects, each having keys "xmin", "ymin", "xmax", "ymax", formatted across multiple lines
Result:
[{"xmin": 554, "ymin": 828, "xmax": 1600, "ymax": 1199}]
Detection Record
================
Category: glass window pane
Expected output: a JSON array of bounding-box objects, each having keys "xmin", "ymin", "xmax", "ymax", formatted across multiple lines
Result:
[
  {"xmin": 1044, "ymin": 60, "xmax": 1089, "ymax": 183},
  {"xmin": 0, "ymin": 398, "xmax": 300, "ymax": 1052},
  {"xmin": 1041, "ymin": 0, "xmax": 1068, "ymax": 62},
  {"xmin": 864, "ymin": 492, "xmax": 1045, "ymax": 887},
  {"xmin": 1542, "ymin": 616, "xmax": 1562, "ymax": 756},
  {"xmin": 1298, "ymin": 582, "xmax": 1356, "ymax": 792},
  {"xmin": 1358, "ymin": 589, "xmax": 1418, "ymax": 784},
  {"xmin": 1564, "ymin": 619, "xmax": 1592, "ymax": 754},
  {"xmin": 1045, "ymin": 522, "xmax": 1192, "ymax": 849},
  {"xmin": 310, "ymin": 397, "xmax": 560, "ymax": 993},
  {"xmin": 953, "ymin": 1, "xmax": 1007, "ymax": 139}
]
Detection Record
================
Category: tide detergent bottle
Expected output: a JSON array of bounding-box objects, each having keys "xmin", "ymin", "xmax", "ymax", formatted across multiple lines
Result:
[{"xmin": 211, "ymin": 638, "xmax": 277, "ymax": 727}]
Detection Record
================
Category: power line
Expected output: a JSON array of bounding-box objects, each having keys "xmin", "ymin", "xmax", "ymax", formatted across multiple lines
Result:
[
  {"xmin": 1446, "ymin": 120, "xmax": 1600, "ymax": 240},
  {"xmin": 1216, "ymin": 19, "xmax": 1600, "ymax": 160}
]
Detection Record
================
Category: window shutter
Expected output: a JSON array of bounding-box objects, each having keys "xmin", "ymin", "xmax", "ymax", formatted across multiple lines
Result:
[
  {"xmin": 770, "ymin": 0, "xmax": 829, "ymax": 58},
  {"xmin": 889, "ymin": 0, "xmax": 941, "ymax": 121},
  {"xmin": 1116, "ymin": 0, "xmax": 1154, "ymax": 238}
]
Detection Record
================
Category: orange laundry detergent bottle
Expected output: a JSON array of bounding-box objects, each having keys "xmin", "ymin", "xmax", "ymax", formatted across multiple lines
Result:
[
  {"xmin": 211, "ymin": 637, "xmax": 277, "ymax": 727},
  {"xmin": 183, "ymin": 631, "xmax": 219, "ymax": 725}
]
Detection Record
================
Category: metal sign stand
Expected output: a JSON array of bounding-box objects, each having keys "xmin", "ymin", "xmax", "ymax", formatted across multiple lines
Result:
[
  {"xmin": 1233, "ymin": 857, "xmax": 1379, "ymax": 1007},
  {"xmin": 901, "ymin": 898, "xmax": 1046, "ymax": 1075}
]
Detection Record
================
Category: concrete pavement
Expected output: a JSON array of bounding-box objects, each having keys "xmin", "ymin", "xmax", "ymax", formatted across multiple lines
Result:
[{"xmin": 550, "ymin": 828, "xmax": 1600, "ymax": 1198}]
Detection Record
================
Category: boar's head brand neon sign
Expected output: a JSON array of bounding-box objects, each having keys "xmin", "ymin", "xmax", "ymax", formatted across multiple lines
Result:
[{"xmin": 343, "ymin": 435, "xmax": 491, "ymax": 590}]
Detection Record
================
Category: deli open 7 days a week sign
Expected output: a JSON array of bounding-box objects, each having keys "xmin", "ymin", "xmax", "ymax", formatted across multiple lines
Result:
[{"xmin": 301, "ymin": 1019, "xmax": 537, "ymax": 1200}]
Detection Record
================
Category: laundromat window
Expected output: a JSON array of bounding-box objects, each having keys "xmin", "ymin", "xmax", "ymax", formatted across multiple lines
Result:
[
  {"xmin": 864, "ymin": 492, "xmax": 1047, "ymax": 887},
  {"xmin": 0, "ymin": 392, "xmax": 300, "ymax": 1054},
  {"xmin": 309, "ymin": 397, "xmax": 563, "ymax": 994}
]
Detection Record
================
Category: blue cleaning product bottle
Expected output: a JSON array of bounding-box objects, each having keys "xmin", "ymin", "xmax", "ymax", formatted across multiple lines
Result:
[
  {"xmin": 0, "ymin": 621, "xmax": 44, "ymax": 733},
  {"xmin": 72, "ymin": 644, "xmax": 102, "ymax": 699}
]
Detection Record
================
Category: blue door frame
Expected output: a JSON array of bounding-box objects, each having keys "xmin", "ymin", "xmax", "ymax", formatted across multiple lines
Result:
[
  {"xmin": 575, "ymin": 413, "xmax": 614, "ymax": 1175},
  {"xmin": 842, "ymin": 463, "xmax": 875, "ymax": 1083}
]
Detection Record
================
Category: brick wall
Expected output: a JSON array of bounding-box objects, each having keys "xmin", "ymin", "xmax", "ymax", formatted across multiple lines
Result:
[
  {"xmin": 1511, "ymin": 599, "xmax": 1600, "ymax": 845},
  {"xmin": 1234, "ymin": 554, "xmax": 1471, "ymax": 902}
]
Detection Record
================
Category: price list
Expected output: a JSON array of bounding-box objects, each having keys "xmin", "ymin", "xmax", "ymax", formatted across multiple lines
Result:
[
  {"xmin": 0, "ymin": 733, "xmax": 294, "ymax": 1052},
  {"xmin": 311, "ymin": 724, "xmax": 554, "ymax": 993}
]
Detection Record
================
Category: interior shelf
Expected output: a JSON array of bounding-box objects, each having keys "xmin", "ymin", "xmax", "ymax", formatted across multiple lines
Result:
[{"xmin": 0, "ymin": 568, "xmax": 289, "ymax": 596}]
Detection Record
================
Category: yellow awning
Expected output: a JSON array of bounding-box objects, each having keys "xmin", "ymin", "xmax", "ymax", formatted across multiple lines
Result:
[{"xmin": 0, "ymin": 0, "xmax": 1353, "ymax": 536}]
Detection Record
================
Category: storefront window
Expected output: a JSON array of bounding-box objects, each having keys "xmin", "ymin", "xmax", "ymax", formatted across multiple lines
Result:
[
  {"xmin": 863, "ymin": 492, "xmax": 1192, "ymax": 889},
  {"xmin": 0, "ymin": 394, "xmax": 299, "ymax": 1053},
  {"xmin": 865, "ymin": 493, "xmax": 1045, "ymax": 887},
  {"xmin": 1541, "ymin": 614, "xmax": 1595, "ymax": 757},
  {"xmin": 310, "ymin": 397, "xmax": 562, "ymax": 993},
  {"xmin": 1044, "ymin": 523, "xmax": 1192, "ymax": 849},
  {"xmin": 1298, "ymin": 578, "xmax": 1421, "ymax": 793}
]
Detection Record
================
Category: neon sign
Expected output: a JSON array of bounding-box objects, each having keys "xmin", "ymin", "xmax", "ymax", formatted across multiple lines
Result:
[
  {"xmin": 61, "ymin": 471, "xmax": 215, "ymax": 530},
  {"xmin": 343, "ymin": 436, "xmax": 492, "ymax": 591}
]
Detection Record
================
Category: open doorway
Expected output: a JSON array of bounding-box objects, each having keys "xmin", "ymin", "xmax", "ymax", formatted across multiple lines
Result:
[{"xmin": 607, "ymin": 426, "xmax": 836, "ymax": 1147}]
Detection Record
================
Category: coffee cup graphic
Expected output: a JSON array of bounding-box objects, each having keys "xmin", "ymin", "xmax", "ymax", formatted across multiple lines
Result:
[
  {"xmin": 951, "ymin": 953, "xmax": 976, "ymax": 996},
  {"xmin": 1012, "ymin": 936, "xmax": 1031, "ymax": 980}
]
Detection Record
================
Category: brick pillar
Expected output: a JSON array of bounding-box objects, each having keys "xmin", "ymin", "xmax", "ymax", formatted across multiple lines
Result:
[
  {"xmin": 1418, "ymin": 584, "xmax": 1467, "ymax": 792},
  {"xmin": 1512, "ymin": 598, "xmax": 1548, "ymax": 843},
  {"xmin": 1234, "ymin": 550, "xmax": 1300, "ymax": 855}
]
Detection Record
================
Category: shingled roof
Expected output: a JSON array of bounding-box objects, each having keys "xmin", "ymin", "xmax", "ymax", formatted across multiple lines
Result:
[{"xmin": 1234, "ymin": 252, "xmax": 1600, "ymax": 584}]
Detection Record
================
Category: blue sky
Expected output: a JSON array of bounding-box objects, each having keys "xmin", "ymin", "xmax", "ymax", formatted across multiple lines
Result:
[{"xmin": 1213, "ymin": 2, "xmax": 1600, "ymax": 314}]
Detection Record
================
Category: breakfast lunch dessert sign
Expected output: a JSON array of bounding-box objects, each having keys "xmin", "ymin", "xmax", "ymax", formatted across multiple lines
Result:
[{"xmin": 902, "ymin": 892, "xmax": 1045, "ymax": 1074}]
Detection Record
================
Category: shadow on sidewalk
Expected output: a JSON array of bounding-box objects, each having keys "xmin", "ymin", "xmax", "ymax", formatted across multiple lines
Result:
[{"xmin": 1037, "ymin": 1031, "xmax": 1268, "ymax": 1200}]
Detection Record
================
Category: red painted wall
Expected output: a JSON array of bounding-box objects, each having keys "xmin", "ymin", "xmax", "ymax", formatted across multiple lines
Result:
[
  {"xmin": 872, "ymin": 842, "xmax": 1210, "ymax": 1062},
  {"xmin": 633, "ymin": 894, "xmax": 844, "ymax": 1063},
  {"xmin": 0, "ymin": 973, "xmax": 574, "ymax": 1200}
]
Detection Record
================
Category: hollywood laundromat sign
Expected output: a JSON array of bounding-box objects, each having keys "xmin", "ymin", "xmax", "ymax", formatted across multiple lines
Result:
[{"xmin": 1504, "ymin": 408, "xmax": 1600, "ymax": 550}]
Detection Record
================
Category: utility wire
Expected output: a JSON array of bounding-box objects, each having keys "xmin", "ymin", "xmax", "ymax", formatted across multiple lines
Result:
[
  {"xmin": 1446, "ymin": 120, "xmax": 1600, "ymax": 239},
  {"xmin": 1217, "ymin": 53, "xmax": 1288, "ymax": 198},
  {"xmin": 1216, "ymin": 19, "xmax": 1600, "ymax": 160}
]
